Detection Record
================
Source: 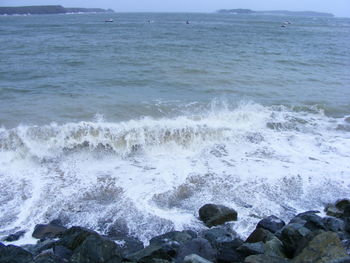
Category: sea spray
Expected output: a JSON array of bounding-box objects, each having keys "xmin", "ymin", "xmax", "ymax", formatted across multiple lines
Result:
[{"xmin": 0, "ymin": 103, "xmax": 349, "ymax": 244}]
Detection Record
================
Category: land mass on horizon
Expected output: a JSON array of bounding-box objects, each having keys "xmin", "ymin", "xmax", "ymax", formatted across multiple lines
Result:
[
  {"xmin": 217, "ymin": 8, "xmax": 334, "ymax": 17},
  {"xmin": 0, "ymin": 5, "xmax": 114, "ymax": 15}
]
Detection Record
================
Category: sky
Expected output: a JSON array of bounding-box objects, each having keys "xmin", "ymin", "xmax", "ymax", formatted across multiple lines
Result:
[{"xmin": 1, "ymin": 0, "xmax": 349, "ymax": 17}]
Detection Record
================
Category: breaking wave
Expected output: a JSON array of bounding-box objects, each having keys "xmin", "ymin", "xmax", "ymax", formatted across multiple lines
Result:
[{"xmin": 0, "ymin": 102, "xmax": 349, "ymax": 244}]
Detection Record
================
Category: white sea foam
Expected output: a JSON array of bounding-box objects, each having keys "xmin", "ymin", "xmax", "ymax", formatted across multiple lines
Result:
[{"xmin": 0, "ymin": 102, "xmax": 349, "ymax": 244}]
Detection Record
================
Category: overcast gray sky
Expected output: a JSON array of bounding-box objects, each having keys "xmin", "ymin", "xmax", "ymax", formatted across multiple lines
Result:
[{"xmin": 1, "ymin": 0, "xmax": 349, "ymax": 17}]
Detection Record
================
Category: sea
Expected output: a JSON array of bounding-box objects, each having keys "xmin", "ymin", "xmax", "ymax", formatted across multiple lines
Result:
[{"xmin": 0, "ymin": 12, "xmax": 350, "ymax": 244}]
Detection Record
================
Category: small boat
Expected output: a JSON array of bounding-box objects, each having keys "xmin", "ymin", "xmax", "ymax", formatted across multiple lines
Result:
[{"xmin": 105, "ymin": 18, "xmax": 114, "ymax": 23}]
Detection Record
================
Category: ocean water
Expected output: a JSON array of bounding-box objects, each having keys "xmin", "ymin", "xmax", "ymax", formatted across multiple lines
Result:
[{"xmin": 0, "ymin": 13, "xmax": 350, "ymax": 244}]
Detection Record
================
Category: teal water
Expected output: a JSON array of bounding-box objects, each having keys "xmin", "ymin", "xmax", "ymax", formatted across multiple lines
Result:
[
  {"xmin": 0, "ymin": 13, "xmax": 349, "ymax": 126},
  {"xmin": 0, "ymin": 13, "xmax": 350, "ymax": 244}
]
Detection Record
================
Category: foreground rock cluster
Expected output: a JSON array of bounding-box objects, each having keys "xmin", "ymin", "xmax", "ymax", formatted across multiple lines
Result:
[{"xmin": 1, "ymin": 199, "xmax": 350, "ymax": 263}]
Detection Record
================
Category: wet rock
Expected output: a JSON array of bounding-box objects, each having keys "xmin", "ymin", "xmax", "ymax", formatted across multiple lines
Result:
[
  {"xmin": 292, "ymin": 231, "xmax": 349, "ymax": 263},
  {"xmin": 150, "ymin": 231, "xmax": 195, "ymax": 246},
  {"xmin": 176, "ymin": 238, "xmax": 216, "ymax": 263},
  {"xmin": 112, "ymin": 237, "xmax": 144, "ymax": 257},
  {"xmin": 33, "ymin": 249, "xmax": 60, "ymax": 263},
  {"xmin": 21, "ymin": 238, "xmax": 57, "ymax": 256},
  {"xmin": 345, "ymin": 117, "xmax": 350, "ymax": 123},
  {"xmin": 184, "ymin": 254, "xmax": 214, "ymax": 263},
  {"xmin": 126, "ymin": 242, "xmax": 175, "ymax": 262},
  {"xmin": 323, "ymin": 217, "xmax": 345, "ymax": 232},
  {"xmin": 57, "ymin": 226, "xmax": 98, "ymax": 250},
  {"xmin": 279, "ymin": 223, "xmax": 311, "ymax": 256},
  {"xmin": 326, "ymin": 205, "xmax": 344, "ymax": 218},
  {"xmin": 32, "ymin": 223, "xmax": 67, "ymax": 239},
  {"xmin": 264, "ymin": 237, "xmax": 286, "ymax": 258},
  {"xmin": 245, "ymin": 254, "xmax": 290, "ymax": 263},
  {"xmin": 246, "ymin": 228, "xmax": 275, "ymax": 243},
  {"xmin": 199, "ymin": 204, "xmax": 237, "ymax": 227},
  {"xmin": 3, "ymin": 230, "xmax": 26, "ymax": 242},
  {"xmin": 257, "ymin": 215, "xmax": 285, "ymax": 233},
  {"xmin": 341, "ymin": 239, "xmax": 350, "ymax": 255},
  {"xmin": 201, "ymin": 227, "xmax": 243, "ymax": 263},
  {"xmin": 237, "ymin": 242, "xmax": 265, "ymax": 257},
  {"xmin": 53, "ymin": 245, "xmax": 73, "ymax": 262},
  {"xmin": 71, "ymin": 234, "xmax": 122, "ymax": 263},
  {"xmin": 0, "ymin": 244, "xmax": 33, "ymax": 263},
  {"xmin": 336, "ymin": 200, "xmax": 350, "ymax": 211},
  {"xmin": 290, "ymin": 211, "xmax": 326, "ymax": 231}
]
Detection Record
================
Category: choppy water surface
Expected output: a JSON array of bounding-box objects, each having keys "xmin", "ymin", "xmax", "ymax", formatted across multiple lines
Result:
[{"xmin": 0, "ymin": 13, "xmax": 349, "ymax": 244}]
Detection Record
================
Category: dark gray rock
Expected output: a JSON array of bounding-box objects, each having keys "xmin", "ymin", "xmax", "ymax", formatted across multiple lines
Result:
[
  {"xmin": 3, "ymin": 230, "xmax": 26, "ymax": 242},
  {"xmin": 279, "ymin": 223, "xmax": 311, "ymax": 256},
  {"xmin": 341, "ymin": 239, "xmax": 350, "ymax": 255},
  {"xmin": 32, "ymin": 224, "xmax": 67, "ymax": 239},
  {"xmin": 33, "ymin": 250, "xmax": 60, "ymax": 263},
  {"xmin": 292, "ymin": 231, "xmax": 348, "ymax": 263},
  {"xmin": 126, "ymin": 242, "xmax": 175, "ymax": 262},
  {"xmin": 245, "ymin": 254, "xmax": 290, "ymax": 263},
  {"xmin": 201, "ymin": 227, "xmax": 243, "ymax": 263},
  {"xmin": 176, "ymin": 238, "xmax": 216, "ymax": 263},
  {"xmin": 336, "ymin": 200, "xmax": 350, "ymax": 211},
  {"xmin": 183, "ymin": 254, "xmax": 213, "ymax": 263},
  {"xmin": 111, "ymin": 237, "xmax": 144, "ymax": 258},
  {"xmin": 237, "ymin": 242, "xmax": 265, "ymax": 257},
  {"xmin": 150, "ymin": 231, "xmax": 194, "ymax": 246},
  {"xmin": 264, "ymin": 237, "xmax": 286, "ymax": 258},
  {"xmin": 57, "ymin": 226, "xmax": 98, "ymax": 250},
  {"xmin": 53, "ymin": 245, "xmax": 73, "ymax": 262},
  {"xmin": 199, "ymin": 204, "xmax": 237, "ymax": 227},
  {"xmin": 257, "ymin": 216, "xmax": 285, "ymax": 233},
  {"xmin": 323, "ymin": 217, "xmax": 345, "ymax": 232},
  {"xmin": 326, "ymin": 205, "xmax": 344, "ymax": 218},
  {"xmin": 21, "ymin": 238, "xmax": 56, "ymax": 256},
  {"xmin": 246, "ymin": 228, "xmax": 275, "ymax": 243},
  {"xmin": 0, "ymin": 244, "xmax": 33, "ymax": 263},
  {"xmin": 70, "ymin": 234, "xmax": 122, "ymax": 263},
  {"xmin": 290, "ymin": 211, "xmax": 326, "ymax": 231}
]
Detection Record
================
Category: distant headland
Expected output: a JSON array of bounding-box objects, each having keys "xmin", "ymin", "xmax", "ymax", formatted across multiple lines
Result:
[
  {"xmin": 217, "ymin": 9, "xmax": 334, "ymax": 17},
  {"xmin": 0, "ymin": 5, "xmax": 114, "ymax": 15}
]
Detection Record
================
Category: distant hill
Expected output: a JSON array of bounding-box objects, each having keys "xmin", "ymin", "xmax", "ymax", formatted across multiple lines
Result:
[
  {"xmin": 0, "ymin": 5, "xmax": 114, "ymax": 15},
  {"xmin": 217, "ymin": 9, "xmax": 334, "ymax": 17}
]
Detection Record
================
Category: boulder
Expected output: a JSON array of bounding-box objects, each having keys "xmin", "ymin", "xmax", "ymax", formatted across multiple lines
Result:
[
  {"xmin": 264, "ymin": 237, "xmax": 286, "ymax": 258},
  {"xmin": 33, "ymin": 250, "xmax": 60, "ymax": 263},
  {"xmin": 176, "ymin": 238, "xmax": 216, "ymax": 263},
  {"xmin": 257, "ymin": 216, "xmax": 285, "ymax": 233},
  {"xmin": 112, "ymin": 236, "xmax": 144, "ymax": 257},
  {"xmin": 246, "ymin": 228, "xmax": 275, "ymax": 243},
  {"xmin": 323, "ymin": 217, "xmax": 345, "ymax": 232},
  {"xmin": 126, "ymin": 242, "xmax": 176, "ymax": 262},
  {"xmin": 326, "ymin": 205, "xmax": 343, "ymax": 218},
  {"xmin": 199, "ymin": 204, "xmax": 237, "ymax": 227},
  {"xmin": 279, "ymin": 223, "xmax": 311, "ymax": 256},
  {"xmin": 3, "ymin": 230, "xmax": 26, "ymax": 242},
  {"xmin": 245, "ymin": 255, "xmax": 290, "ymax": 263},
  {"xmin": 290, "ymin": 211, "xmax": 326, "ymax": 231},
  {"xmin": 201, "ymin": 227, "xmax": 243, "ymax": 263},
  {"xmin": 0, "ymin": 244, "xmax": 33, "ymax": 263},
  {"xmin": 236, "ymin": 242, "xmax": 265, "ymax": 257},
  {"xmin": 336, "ymin": 200, "xmax": 350, "ymax": 211},
  {"xmin": 292, "ymin": 232, "xmax": 349, "ymax": 263},
  {"xmin": 184, "ymin": 254, "xmax": 214, "ymax": 263},
  {"xmin": 57, "ymin": 226, "xmax": 98, "ymax": 250},
  {"xmin": 150, "ymin": 231, "xmax": 195, "ymax": 246},
  {"xmin": 70, "ymin": 234, "xmax": 122, "ymax": 263},
  {"xmin": 53, "ymin": 245, "xmax": 73, "ymax": 262},
  {"xmin": 32, "ymin": 224, "xmax": 67, "ymax": 239},
  {"xmin": 21, "ymin": 238, "xmax": 57, "ymax": 256}
]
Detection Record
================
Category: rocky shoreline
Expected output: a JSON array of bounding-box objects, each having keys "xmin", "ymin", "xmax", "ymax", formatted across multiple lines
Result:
[{"xmin": 1, "ymin": 199, "xmax": 350, "ymax": 263}]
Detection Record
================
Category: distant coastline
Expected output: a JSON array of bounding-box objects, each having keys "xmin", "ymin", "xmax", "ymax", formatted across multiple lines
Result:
[
  {"xmin": 0, "ymin": 5, "xmax": 114, "ymax": 15},
  {"xmin": 217, "ymin": 8, "xmax": 334, "ymax": 17}
]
